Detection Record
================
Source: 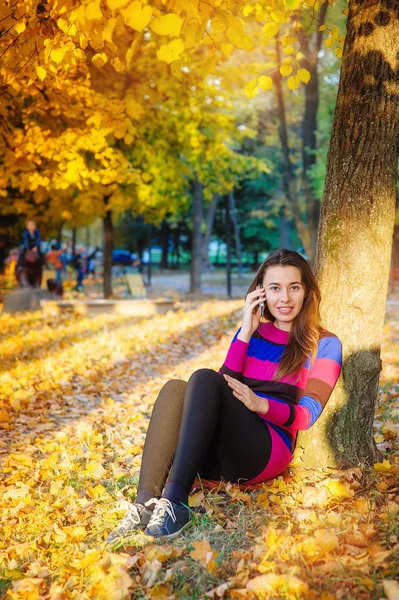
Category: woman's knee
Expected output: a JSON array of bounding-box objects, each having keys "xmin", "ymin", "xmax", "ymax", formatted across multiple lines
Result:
[
  {"xmin": 157, "ymin": 379, "xmax": 187, "ymax": 402},
  {"xmin": 188, "ymin": 368, "xmax": 220, "ymax": 386}
]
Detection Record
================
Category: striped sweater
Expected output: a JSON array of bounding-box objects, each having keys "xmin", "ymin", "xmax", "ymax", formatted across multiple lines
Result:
[{"xmin": 219, "ymin": 321, "xmax": 342, "ymax": 452}]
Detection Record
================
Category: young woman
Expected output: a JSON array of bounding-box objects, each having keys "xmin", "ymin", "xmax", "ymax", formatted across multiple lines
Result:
[{"xmin": 106, "ymin": 249, "xmax": 342, "ymax": 542}]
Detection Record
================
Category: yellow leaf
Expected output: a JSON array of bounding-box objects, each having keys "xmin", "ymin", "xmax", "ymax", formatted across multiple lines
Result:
[
  {"xmin": 325, "ymin": 36, "xmax": 334, "ymax": 48},
  {"xmin": 10, "ymin": 453, "xmax": 34, "ymax": 468},
  {"xmin": 111, "ymin": 57, "xmax": 126, "ymax": 72},
  {"xmin": 84, "ymin": 461, "xmax": 106, "ymax": 477},
  {"xmin": 86, "ymin": 484, "xmax": 106, "ymax": 498},
  {"xmin": 86, "ymin": 0, "xmax": 103, "ymax": 20},
  {"xmin": 283, "ymin": 45, "xmax": 295, "ymax": 54},
  {"xmin": 262, "ymin": 22, "xmax": 279, "ymax": 37},
  {"xmin": 189, "ymin": 491, "xmax": 205, "ymax": 507},
  {"xmin": 271, "ymin": 10, "xmax": 286, "ymax": 24},
  {"xmin": 51, "ymin": 47, "xmax": 66, "ymax": 64},
  {"xmin": 297, "ymin": 68, "xmax": 311, "ymax": 83},
  {"xmin": 319, "ymin": 24, "xmax": 327, "ymax": 31},
  {"xmin": 122, "ymin": 2, "xmax": 152, "ymax": 32},
  {"xmin": 247, "ymin": 574, "xmax": 308, "ymax": 599},
  {"xmin": 13, "ymin": 21, "xmax": 26, "ymax": 34},
  {"xmin": 245, "ymin": 78, "xmax": 259, "ymax": 98},
  {"xmin": 226, "ymin": 26, "xmax": 254, "ymax": 50},
  {"xmin": 57, "ymin": 17, "xmax": 69, "ymax": 32},
  {"xmin": 92, "ymin": 53, "xmax": 108, "ymax": 68},
  {"xmin": 0, "ymin": 409, "xmax": 10, "ymax": 422},
  {"xmin": 157, "ymin": 38, "xmax": 184, "ymax": 64},
  {"xmin": 3, "ymin": 485, "xmax": 31, "ymax": 500},
  {"xmin": 335, "ymin": 46, "xmax": 343, "ymax": 58},
  {"xmin": 243, "ymin": 5, "xmax": 254, "ymax": 16},
  {"xmin": 285, "ymin": 0, "xmax": 303, "ymax": 7},
  {"xmin": 106, "ymin": 0, "xmax": 130, "ymax": 9},
  {"xmin": 287, "ymin": 75, "xmax": 300, "ymax": 90},
  {"xmin": 36, "ymin": 66, "xmax": 47, "ymax": 81},
  {"xmin": 280, "ymin": 64, "xmax": 293, "ymax": 76},
  {"xmin": 221, "ymin": 43, "xmax": 234, "ymax": 57},
  {"xmin": 151, "ymin": 13, "xmax": 183, "ymax": 37},
  {"xmin": 374, "ymin": 459, "xmax": 398, "ymax": 473},
  {"xmin": 211, "ymin": 14, "xmax": 228, "ymax": 33},
  {"xmin": 326, "ymin": 480, "xmax": 355, "ymax": 499},
  {"xmin": 63, "ymin": 525, "xmax": 87, "ymax": 541},
  {"xmin": 190, "ymin": 540, "xmax": 218, "ymax": 573},
  {"xmin": 258, "ymin": 75, "xmax": 273, "ymax": 91}
]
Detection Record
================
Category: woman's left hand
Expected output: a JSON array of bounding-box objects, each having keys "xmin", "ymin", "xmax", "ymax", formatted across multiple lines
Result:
[{"xmin": 223, "ymin": 374, "xmax": 269, "ymax": 414}]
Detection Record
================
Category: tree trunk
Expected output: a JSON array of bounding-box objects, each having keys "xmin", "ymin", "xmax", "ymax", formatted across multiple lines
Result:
[
  {"xmin": 280, "ymin": 212, "xmax": 290, "ymax": 248},
  {"xmin": 226, "ymin": 196, "xmax": 232, "ymax": 298},
  {"xmin": 57, "ymin": 223, "xmax": 63, "ymax": 247},
  {"xmin": 103, "ymin": 197, "xmax": 114, "ymax": 299},
  {"xmin": 273, "ymin": 40, "xmax": 313, "ymax": 260},
  {"xmin": 160, "ymin": 220, "xmax": 169, "ymax": 270},
  {"xmin": 190, "ymin": 179, "xmax": 203, "ymax": 294},
  {"xmin": 300, "ymin": 1, "xmax": 328, "ymax": 259},
  {"xmin": 298, "ymin": 0, "xmax": 399, "ymax": 468},
  {"xmin": 229, "ymin": 192, "xmax": 243, "ymax": 280},
  {"xmin": 201, "ymin": 194, "xmax": 219, "ymax": 273}
]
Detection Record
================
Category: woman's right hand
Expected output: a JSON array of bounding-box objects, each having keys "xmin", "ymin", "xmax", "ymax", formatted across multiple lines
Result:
[{"xmin": 238, "ymin": 288, "xmax": 265, "ymax": 343}]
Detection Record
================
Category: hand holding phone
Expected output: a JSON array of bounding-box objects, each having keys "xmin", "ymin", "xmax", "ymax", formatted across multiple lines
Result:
[{"xmin": 256, "ymin": 283, "xmax": 265, "ymax": 318}]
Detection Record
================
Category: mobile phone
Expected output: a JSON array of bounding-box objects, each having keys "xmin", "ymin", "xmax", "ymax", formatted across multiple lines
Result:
[{"xmin": 256, "ymin": 283, "xmax": 265, "ymax": 318}]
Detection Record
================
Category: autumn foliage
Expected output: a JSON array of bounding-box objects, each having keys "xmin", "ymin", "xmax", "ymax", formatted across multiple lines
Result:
[{"xmin": 0, "ymin": 0, "xmax": 345, "ymax": 229}]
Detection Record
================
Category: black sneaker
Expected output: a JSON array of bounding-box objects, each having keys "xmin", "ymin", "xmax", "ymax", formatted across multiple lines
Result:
[
  {"xmin": 144, "ymin": 498, "xmax": 191, "ymax": 540},
  {"xmin": 106, "ymin": 501, "xmax": 153, "ymax": 543}
]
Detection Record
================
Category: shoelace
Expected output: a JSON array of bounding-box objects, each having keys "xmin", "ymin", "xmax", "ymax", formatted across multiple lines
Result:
[
  {"xmin": 120, "ymin": 503, "xmax": 141, "ymax": 527},
  {"xmin": 146, "ymin": 498, "xmax": 176, "ymax": 526}
]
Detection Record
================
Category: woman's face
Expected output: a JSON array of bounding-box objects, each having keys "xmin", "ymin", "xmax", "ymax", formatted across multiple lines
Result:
[{"xmin": 262, "ymin": 265, "xmax": 306, "ymax": 331}]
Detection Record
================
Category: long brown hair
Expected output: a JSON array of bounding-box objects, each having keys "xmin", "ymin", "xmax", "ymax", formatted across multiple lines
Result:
[{"xmin": 247, "ymin": 249, "xmax": 322, "ymax": 380}]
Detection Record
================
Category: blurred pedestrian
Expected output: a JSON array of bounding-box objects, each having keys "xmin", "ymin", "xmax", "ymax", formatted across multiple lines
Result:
[
  {"xmin": 71, "ymin": 247, "xmax": 85, "ymax": 292},
  {"xmin": 46, "ymin": 244, "xmax": 64, "ymax": 282}
]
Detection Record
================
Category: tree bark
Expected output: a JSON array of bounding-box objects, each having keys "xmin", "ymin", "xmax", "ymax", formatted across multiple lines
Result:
[
  {"xmin": 300, "ymin": 1, "xmax": 328, "ymax": 257},
  {"xmin": 160, "ymin": 220, "xmax": 169, "ymax": 271},
  {"xmin": 298, "ymin": 0, "xmax": 399, "ymax": 468},
  {"xmin": 229, "ymin": 192, "xmax": 243, "ymax": 280},
  {"xmin": 190, "ymin": 179, "xmax": 203, "ymax": 293},
  {"xmin": 103, "ymin": 197, "xmax": 114, "ymax": 299},
  {"xmin": 273, "ymin": 40, "xmax": 313, "ymax": 260},
  {"xmin": 280, "ymin": 212, "xmax": 290, "ymax": 248},
  {"xmin": 201, "ymin": 194, "xmax": 219, "ymax": 273}
]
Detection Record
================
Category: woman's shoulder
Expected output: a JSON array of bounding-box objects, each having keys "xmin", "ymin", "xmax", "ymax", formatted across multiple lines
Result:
[{"xmin": 316, "ymin": 329, "xmax": 342, "ymax": 359}]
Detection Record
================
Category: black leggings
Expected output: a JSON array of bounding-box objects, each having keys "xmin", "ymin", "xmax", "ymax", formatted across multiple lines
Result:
[{"xmin": 136, "ymin": 368, "xmax": 278, "ymax": 506}]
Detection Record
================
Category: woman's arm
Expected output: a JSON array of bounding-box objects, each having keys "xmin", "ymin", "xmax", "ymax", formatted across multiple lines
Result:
[
  {"xmin": 219, "ymin": 328, "xmax": 249, "ymax": 379},
  {"xmin": 261, "ymin": 334, "xmax": 342, "ymax": 430},
  {"xmin": 219, "ymin": 289, "xmax": 266, "ymax": 379}
]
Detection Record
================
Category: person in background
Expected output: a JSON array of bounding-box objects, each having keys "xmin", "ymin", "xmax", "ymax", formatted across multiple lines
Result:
[
  {"xmin": 23, "ymin": 220, "xmax": 41, "ymax": 256},
  {"xmin": 71, "ymin": 247, "xmax": 85, "ymax": 292},
  {"xmin": 4, "ymin": 248, "xmax": 19, "ymax": 288},
  {"xmin": 46, "ymin": 244, "xmax": 64, "ymax": 282}
]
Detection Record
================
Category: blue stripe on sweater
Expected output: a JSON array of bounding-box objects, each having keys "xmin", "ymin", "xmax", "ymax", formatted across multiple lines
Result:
[
  {"xmin": 316, "ymin": 336, "xmax": 343, "ymax": 363},
  {"xmin": 298, "ymin": 396, "xmax": 322, "ymax": 428},
  {"xmin": 247, "ymin": 337, "xmax": 286, "ymax": 363}
]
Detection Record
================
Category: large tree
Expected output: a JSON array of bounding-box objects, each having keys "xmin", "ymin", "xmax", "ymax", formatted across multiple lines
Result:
[{"xmin": 298, "ymin": 0, "xmax": 399, "ymax": 468}]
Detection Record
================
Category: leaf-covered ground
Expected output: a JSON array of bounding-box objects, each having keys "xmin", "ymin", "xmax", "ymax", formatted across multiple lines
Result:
[{"xmin": 0, "ymin": 299, "xmax": 398, "ymax": 600}]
